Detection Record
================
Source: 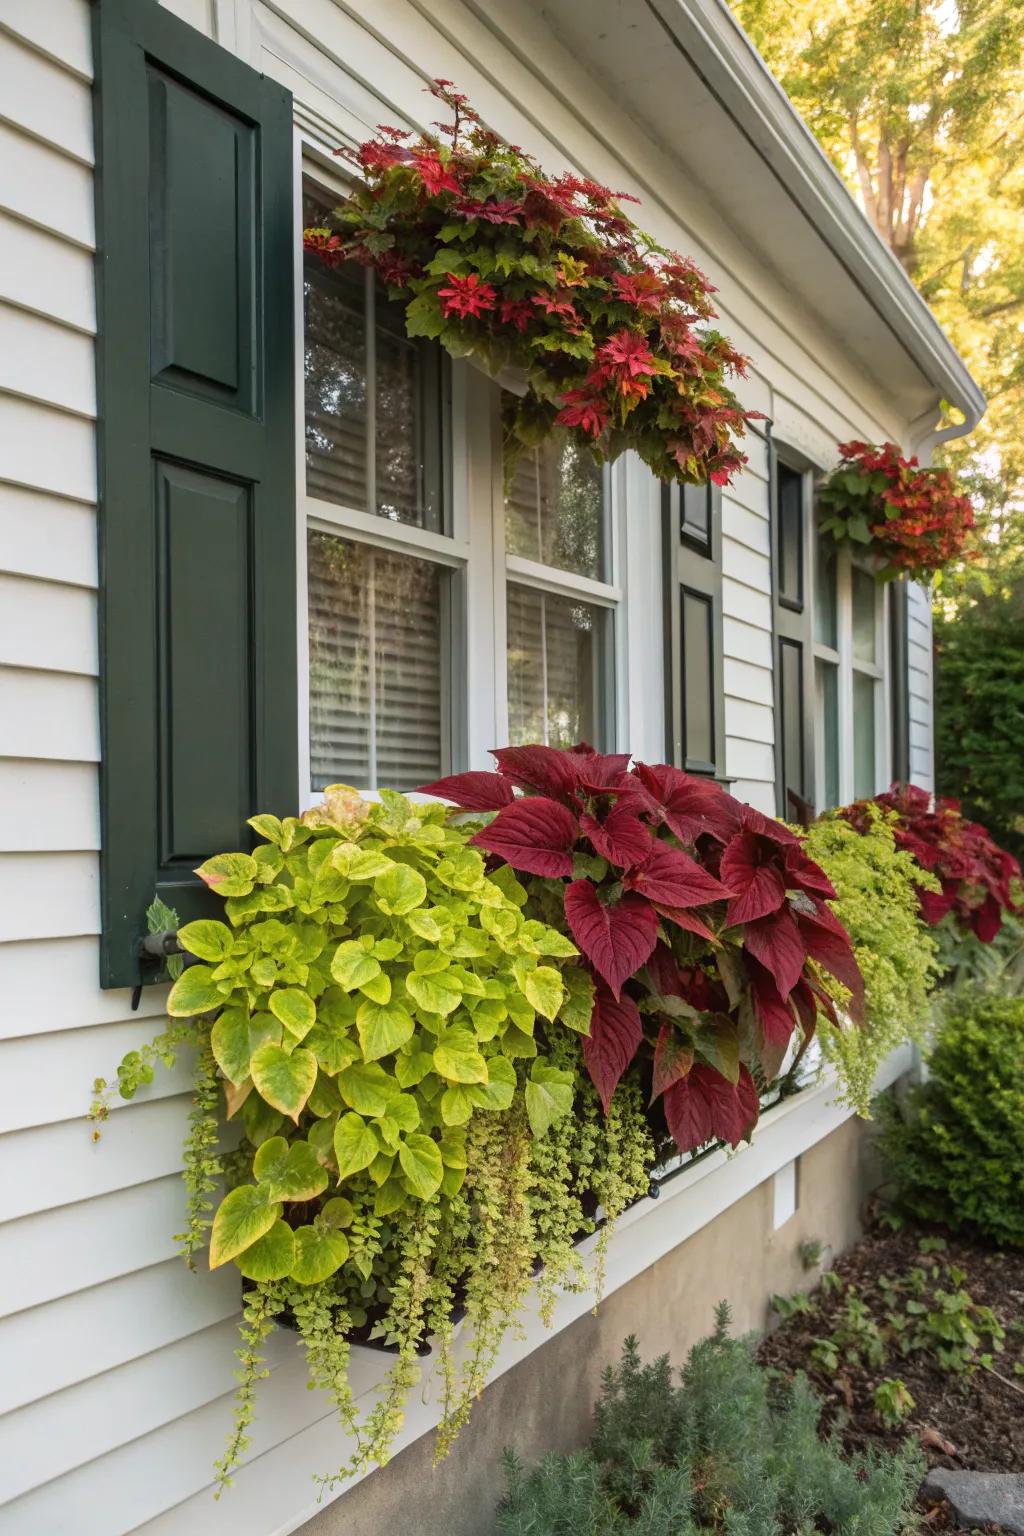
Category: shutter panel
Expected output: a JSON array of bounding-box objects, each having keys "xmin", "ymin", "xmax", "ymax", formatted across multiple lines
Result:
[
  {"xmin": 889, "ymin": 577, "xmax": 911, "ymax": 782},
  {"xmin": 769, "ymin": 440, "xmax": 815, "ymax": 821},
  {"xmin": 94, "ymin": 0, "xmax": 297, "ymax": 988},
  {"xmin": 663, "ymin": 482, "xmax": 726, "ymax": 778}
]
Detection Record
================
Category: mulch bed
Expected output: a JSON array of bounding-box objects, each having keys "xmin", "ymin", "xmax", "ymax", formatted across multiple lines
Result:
[{"xmin": 757, "ymin": 1211, "xmax": 1024, "ymax": 1528}]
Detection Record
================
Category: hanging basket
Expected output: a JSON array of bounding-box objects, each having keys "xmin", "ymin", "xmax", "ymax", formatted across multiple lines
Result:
[{"xmin": 303, "ymin": 80, "xmax": 761, "ymax": 486}]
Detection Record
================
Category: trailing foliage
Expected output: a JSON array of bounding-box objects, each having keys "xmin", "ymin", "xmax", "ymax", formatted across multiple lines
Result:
[
  {"xmin": 801, "ymin": 808, "xmax": 941, "ymax": 1112},
  {"xmin": 97, "ymin": 783, "xmax": 654, "ymax": 1489},
  {"xmin": 840, "ymin": 782, "xmax": 1020, "ymax": 943},
  {"xmin": 877, "ymin": 990, "xmax": 1024, "ymax": 1248},
  {"xmin": 304, "ymin": 81, "xmax": 758, "ymax": 486},
  {"xmin": 818, "ymin": 441, "xmax": 975, "ymax": 582},
  {"xmin": 423, "ymin": 745, "xmax": 863, "ymax": 1155},
  {"xmin": 495, "ymin": 1308, "xmax": 923, "ymax": 1534},
  {"xmin": 935, "ymin": 583, "xmax": 1024, "ymax": 863}
]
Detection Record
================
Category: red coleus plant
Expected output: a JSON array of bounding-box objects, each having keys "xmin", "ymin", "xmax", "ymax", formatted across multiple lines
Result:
[
  {"xmin": 304, "ymin": 80, "xmax": 759, "ymax": 487},
  {"xmin": 818, "ymin": 442, "xmax": 975, "ymax": 583},
  {"xmin": 421, "ymin": 745, "xmax": 863, "ymax": 1157},
  {"xmin": 840, "ymin": 783, "xmax": 1020, "ymax": 943}
]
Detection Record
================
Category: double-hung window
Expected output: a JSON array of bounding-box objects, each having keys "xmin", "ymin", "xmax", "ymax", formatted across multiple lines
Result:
[
  {"xmin": 301, "ymin": 183, "xmax": 456, "ymax": 793},
  {"xmin": 503, "ymin": 406, "xmax": 617, "ymax": 749},
  {"xmin": 812, "ymin": 534, "xmax": 889, "ymax": 808}
]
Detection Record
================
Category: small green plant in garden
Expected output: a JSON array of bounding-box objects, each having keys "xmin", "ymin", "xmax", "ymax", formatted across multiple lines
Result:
[
  {"xmin": 877, "ymin": 990, "xmax": 1024, "ymax": 1248},
  {"xmin": 770, "ymin": 1290, "xmax": 815, "ymax": 1319},
  {"xmin": 495, "ymin": 1306, "xmax": 923, "ymax": 1534},
  {"xmin": 799, "ymin": 1238, "xmax": 825, "ymax": 1269},
  {"xmin": 802, "ymin": 807, "xmax": 941, "ymax": 1112},
  {"xmin": 873, "ymin": 1377, "xmax": 915, "ymax": 1429}
]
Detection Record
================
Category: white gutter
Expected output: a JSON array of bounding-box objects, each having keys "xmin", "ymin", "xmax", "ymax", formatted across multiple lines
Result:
[{"xmin": 644, "ymin": 0, "xmax": 986, "ymax": 444}]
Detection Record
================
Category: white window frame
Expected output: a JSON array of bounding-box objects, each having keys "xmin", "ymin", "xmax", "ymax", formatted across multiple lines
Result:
[
  {"xmin": 812, "ymin": 536, "xmax": 890, "ymax": 807},
  {"xmin": 293, "ymin": 136, "xmax": 636, "ymax": 804}
]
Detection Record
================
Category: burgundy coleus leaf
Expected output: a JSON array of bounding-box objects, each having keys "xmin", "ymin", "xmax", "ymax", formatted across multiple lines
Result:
[
  {"xmin": 569, "ymin": 746, "xmax": 633, "ymax": 789},
  {"xmin": 580, "ymin": 803, "xmax": 653, "ymax": 869},
  {"xmin": 790, "ymin": 979, "xmax": 819, "ymax": 1039},
  {"xmin": 490, "ymin": 744, "xmax": 580, "ymax": 803},
  {"xmin": 917, "ymin": 882, "xmax": 957, "ymax": 926},
  {"xmin": 748, "ymin": 960, "xmax": 797, "ymax": 1049},
  {"xmin": 741, "ymin": 805, "xmax": 800, "ymax": 847},
  {"xmin": 971, "ymin": 894, "xmax": 1003, "ymax": 944},
  {"xmin": 417, "ymin": 770, "xmax": 515, "ymax": 811},
  {"xmin": 783, "ymin": 843, "xmax": 836, "ymax": 901},
  {"xmin": 634, "ymin": 762, "xmax": 742, "ymax": 844},
  {"xmin": 651, "ymin": 1023, "xmax": 695, "ymax": 1100},
  {"xmin": 645, "ymin": 940, "xmax": 687, "ymax": 998},
  {"xmin": 743, "ymin": 904, "xmax": 806, "ymax": 998},
  {"xmin": 583, "ymin": 984, "xmax": 643, "ymax": 1112},
  {"xmin": 654, "ymin": 904, "xmax": 718, "ymax": 943},
  {"xmin": 625, "ymin": 840, "xmax": 730, "ymax": 908},
  {"xmin": 797, "ymin": 899, "xmax": 865, "ymax": 1023},
  {"xmin": 470, "ymin": 796, "xmax": 578, "ymax": 878},
  {"xmin": 563, "ymin": 882, "xmax": 659, "ymax": 997},
  {"xmin": 719, "ymin": 830, "xmax": 786, "ymax": 926},
  {"xmin": 663, "ymin": 1062, "xmax": 759, "ymax": 1153}
]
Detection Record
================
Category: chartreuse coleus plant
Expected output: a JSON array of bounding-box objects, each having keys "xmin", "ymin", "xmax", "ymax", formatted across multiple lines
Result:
[
  {"xmin": 305, "ymin": 80, "xmax": 759, "ymax": 487},
  {"xmin": 96, "ymin": 783, "xmax": 653, "ymax": 1494},
  {"xmin": 421, "ymin": 743, "xmax": 864, "ymax": 1155}
]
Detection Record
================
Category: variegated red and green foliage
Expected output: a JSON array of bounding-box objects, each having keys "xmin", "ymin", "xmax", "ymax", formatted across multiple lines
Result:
[
  {"xmin": 421, "ymin": 745, "xmax": 863, "ymax": 1155},
  {"xmin": 840, "ymin": 783, "xmax": 1020, "ymax": 943},
  {"xmin": 818, "ymin": 441, "xmax": 975, "ymax": 582},
  {"xmin": 304, "ymin": 81, "xmax": 759, "ymax": 486}
]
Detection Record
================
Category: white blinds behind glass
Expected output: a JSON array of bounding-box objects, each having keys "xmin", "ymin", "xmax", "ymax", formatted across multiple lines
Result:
[
  {"xmin": 507, "ymin": 583, "xmax": 598, "ymax": 748},
  {"xmin": 307, "ymin": 531, "xmax": 444, "ymax": 790}
]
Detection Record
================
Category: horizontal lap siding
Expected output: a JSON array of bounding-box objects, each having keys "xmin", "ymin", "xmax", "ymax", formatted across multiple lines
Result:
[
  {"xmin": 907, "ymin": 581, "xmax": 934, "ymax": 790},
  {"xmin": 721, "ymin": 434, "xmax": 775, "ymax": 814}
]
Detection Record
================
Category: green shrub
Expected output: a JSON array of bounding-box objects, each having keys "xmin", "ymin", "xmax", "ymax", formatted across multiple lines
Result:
[
  {"xmin": 878, "ymin": 990, "xmax": 1024, "ymax": 1247},
  {"xmin": 802, "ymin": 808, "xmax": 941, "ymax": 1112},
  {"xmin": 495, "ymin": 1308, "xmax": 922, "ymax": 1535}
]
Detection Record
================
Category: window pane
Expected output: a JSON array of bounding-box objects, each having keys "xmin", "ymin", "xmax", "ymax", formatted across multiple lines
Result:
[
  {"xmin": 308, "ymin": 531, "xmax": 445, "ymax": 791},
  {"xmin": 304, "ymin": 188, "xmax": 443, "ymax": 530},
  {"xmin": 682, "ymin": 586, "xmax": 714, "ymax": 769},
  {"xmin": 852, "ymin": 565, "xmax": 877, "ymax": 663},
  {"xmin": 777, "ymin": 464, "xmax": 803, "ymax": 608},
  {"xmin": 507, "ymin": 584, "xmax": 603, "ymax": 748},
  {"xmin": 816, "ymin": 660, "xmax": 839, "ymax": 810},
  {"xmin": 504, "ymin": 423, "xmax": 605, "ymax": 580},
  {"xmin": 814, "ymin": 534, "xmax": 837, "ymax": 648},
  {"xmin": 853, "ymin": 670, "xmax": 877, "ymax": 799}
]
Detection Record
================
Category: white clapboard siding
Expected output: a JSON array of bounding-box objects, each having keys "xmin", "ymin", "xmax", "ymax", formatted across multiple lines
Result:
[
  {"xmin": 0, "ymin": 0, "xmax": 938, "ymax": 1531},
  {"xmin": 906, "ymin": 581, "xmax": 934, "ymax": 790}
]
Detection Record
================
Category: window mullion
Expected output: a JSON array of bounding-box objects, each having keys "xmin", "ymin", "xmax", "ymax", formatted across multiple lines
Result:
[
  {"xmin": 837, "ymin": 546, "xmax": 854, "ymax": 803},
  {"xmin": 364, "ymin": 269, "xmax": 376, "ymax": 517}
]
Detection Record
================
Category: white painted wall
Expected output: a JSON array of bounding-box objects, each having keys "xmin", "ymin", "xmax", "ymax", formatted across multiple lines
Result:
[
  {"xmin": 0, "ymin": 0, "xmax": 936, "ymax": 1531},
  {"xmin": 907, "ymin": 580, "xmax": 935, "ymax": 790}
]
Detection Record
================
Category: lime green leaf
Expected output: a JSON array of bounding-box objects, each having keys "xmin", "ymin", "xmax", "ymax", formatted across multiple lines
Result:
[
  {"xmin": 433, "ymin": 1027, "xmax": 488, "ymax": 1084},
  {"xmin": 503, "ymin": 1023, "xmax": 539, "ymax": 1058},
  {"xmin": 209, "ymin": 1183, "xmax": 278, "ymax": 1268},
  {"xmin": 358, "ymin": 969, "xmax": 392, "ymax": 1005},
  {"xmin": 406, "ymin": 909, "xmax": 443, "ymax": 942},
  {"xmin": 339, "ymin": 848, "xmax": 395, "ymax": 881},
  {"xmin": 441, "ymin": 1163, "xmax": 467, "ymax": 1198},
  {"xmin": 436, "ymin": 850, "xmax": 486, "ymax": 891},
  {"xmin": 250, "ymin": 1043, "xmax": 317, "ymax": 1121},
  {"xmin": 397, "ymin": 1134, "xmax": 444, "ymax": 1200},
  {"xmin": 322, "ymin": 1195, "xmax": 355, "ymax": 1229},
  {"xmin": 413, "ymin": 949, "xmax": 451, "ymax": 976},
  {"xmin": 304, "ymin": 1021, "xmax": 361, "ymax": 1077},
  {"xmin": 211, "ymin": 1007, "xmax": 252, "ymax": 1085},
  {"xmin": 368, "ymin": 1150, "xmax": 395, "ymax": 1186},
  {"xmin": 438, "ymin": 1129, "xmax": 468, "ymax": 1168},
  {"xmin": 395, "ymin": 1048, "xmax": 435, "ymax": 1088},
  {"xmin": 520, "ymin": 920, "xmax": 578, "ymax": 958},
  {"xmin": 559, "ymin": 966, "xmax": 596, "ymax": 1035},
  {"xmin": 268, "ymin": 988, "xmax": 317, "ymax": 1039},
  {"xmin": 473, "ymin": 1053, "xmax": 516, "ymax": 1110},
  {"xmin": 333, "ymin": 1112, "xmax": 380, "ymax": 1180},
  {"xmin": 406, "ymin": 970, "xmax": 461, "ymax": 1017},
  {"xmin": 375, "ymin": 864, "xmax": 427, "ymax": 915},
  {"xmin": 525, "ymin": 1061, "xmax": 575, "ymax": 1138},
  {"xmin": 440, "ymin": 1084, "xmax": 475, "ymax": 1125},
  {"xmin": 488, "ymin": 865, "xmax": 528, "ymax": 907},
  {"xmin": 374, "ymin": 1178, "xmax": 410, "ymax": 1217},
  {"xmin": 235, "ymin": 1218, "xmax": 296, "ymax": 1281},
  {"xmin": 521, "ymin": 963, "xmax": 565, "ymax": 1022},
  {"xmin": 338, "ymin": 1060, "xmax": 399, "ymax": 1116},
  {"xmin": 167, "ymin": 965, "xmax": 223, "ymax": 1017},
  {"xmin": 195, "ymin": 852, "xmax": 258, "ymax": 898},
  {"xmin": 306, "ymin": 1070, "xmax": 342, "ymax": 1118},
  {"xmin": 240, "ymin": 1092, "xmax": 284, "ymax": 1146},
  {"xmin": 178, "ymin": 919, "xmax": 234, "ymax": 963},
  {"xmin": 330, "ymin": 940, "xmax": 382, "ymax": 992},
  {"xmin": 247, "ymin": 813, "xmax": 283, "ymax": 846},
  {"xmin": 290, "ymin": 1223, "xmax": 349, "ymax": 1285},
  {"xmin": 379, "ymin": 1091, "xmax": 419, "ymax": 1133},
  {"xmin": 253, "ymin": 1136, "xmax": 328, "ymax": 1202}
]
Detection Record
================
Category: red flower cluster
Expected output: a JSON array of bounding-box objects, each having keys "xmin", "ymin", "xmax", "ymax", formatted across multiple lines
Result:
[
  {"xmin": 819, "ymin": 442, "xmax": 975, "ymax": 583},
  {"xmin": 421, "ymin": 746, "xmax": 862, "ymax": 1156},
  {"xmin": 305, "ymin": 80, "xmax": 759, "ymax": 488},
  {"xmin": 841, "ymin": 783, "xmax": 1020, "ymax": 942}
]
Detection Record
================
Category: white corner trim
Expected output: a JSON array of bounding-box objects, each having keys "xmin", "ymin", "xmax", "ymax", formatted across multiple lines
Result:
[{"xmin": 153, "ymin": 1045, "xmax": 911, "ymax": 1536}]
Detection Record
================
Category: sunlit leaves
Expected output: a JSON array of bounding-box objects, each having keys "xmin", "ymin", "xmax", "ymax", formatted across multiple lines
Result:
[
  {"xmin": 250, "ymin": 1043, "xmax": 317, "ymax": 1121},
  {"xmin": 333, "ymin": 1113, "xmax": 380, "ymax": 1180},
  {"xmin": 524, "ymin": 1060, "xmax": 574, "ymax": 1137},
  {"xmin": 209, "ymin": 1184, "xmax": 278, "ymax": 1268}
]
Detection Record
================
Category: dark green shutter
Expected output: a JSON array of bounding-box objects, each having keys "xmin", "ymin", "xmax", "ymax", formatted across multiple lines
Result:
[
  {"xmin": 889, "ymin": 578, "xmax": 911, "ymax": 783},
  {"xmin": 94, "ymin": 0, "xmax": 297, "ymax": 988},
  {"xmin": 770, "ymin": 438, "xmax": 815, "ymax": 822},
  {"xmin": 663, "ymin": 482, "xmax": 726, "ymax": 778}
]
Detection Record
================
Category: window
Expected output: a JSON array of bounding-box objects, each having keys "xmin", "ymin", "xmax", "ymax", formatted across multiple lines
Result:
[
  {"xmin": 812, "ymin": 532, "xmax": 888, "ymax": 809},
  {"xmin": 772, "ymin": 453, "xmax": 814, "ymax": 820},
  {"xmin": 503, "ymin": 404, "xmax": 617, "ymax": 750},
  {"xmin": 302, "ymin": 184, "xmax": 455, "ymax": 792},
  {"xmin": 663, "ymin": 481, "xmax": 725, "ymax": 777}
]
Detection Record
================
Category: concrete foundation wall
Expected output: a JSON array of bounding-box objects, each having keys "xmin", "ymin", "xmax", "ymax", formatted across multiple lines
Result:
[{"xmin": 299, "ymin": 1113, "xmax": 878, "ymax": 1536}]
